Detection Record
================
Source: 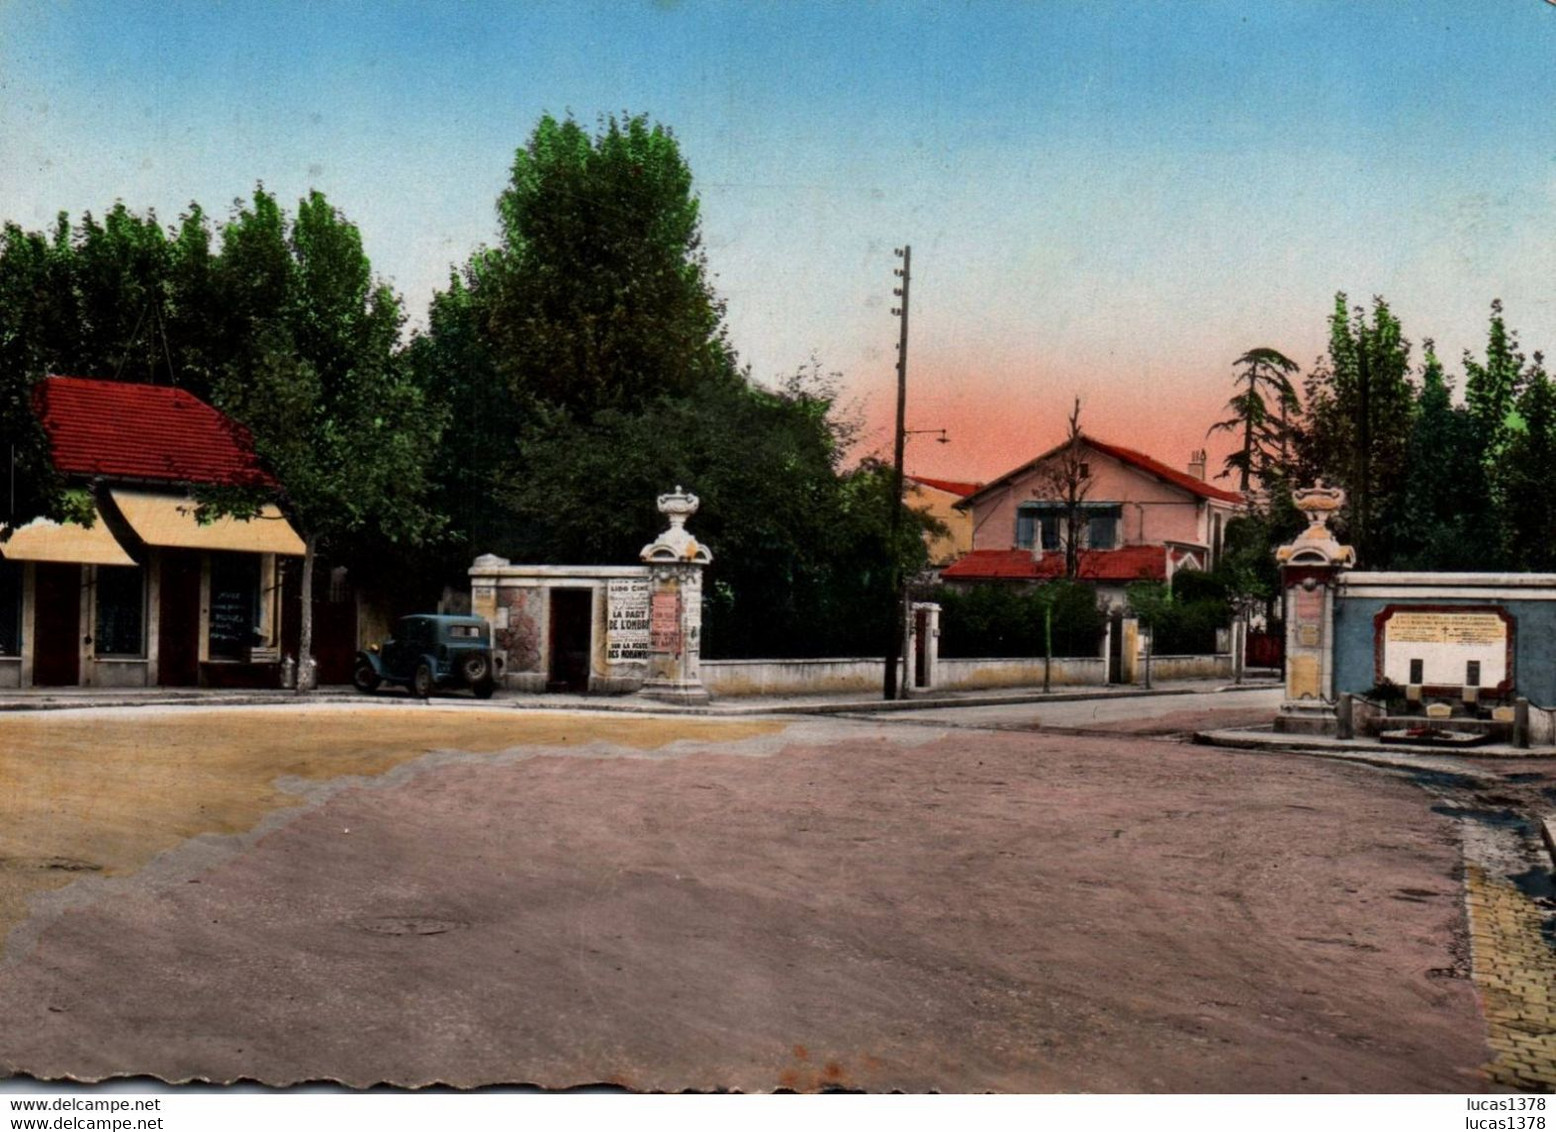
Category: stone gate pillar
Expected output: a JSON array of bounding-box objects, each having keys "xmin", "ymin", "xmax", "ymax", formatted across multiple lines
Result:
[
  {"xmin": 639, "ymin": 488, "xmax": 712, "ymax": 705},
  {"xmin": 1274, "ymin": 482, "xmax": 1355, "ymax": 734},
  {"xmin": 906, "ymin": 601, "xmax": 941, "ymax": 692}
]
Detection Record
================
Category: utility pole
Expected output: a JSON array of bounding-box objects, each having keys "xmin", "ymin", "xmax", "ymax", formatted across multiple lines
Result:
[{"xmin": 883, "ymin": 245, "xmax": 911, "ymax": 700}]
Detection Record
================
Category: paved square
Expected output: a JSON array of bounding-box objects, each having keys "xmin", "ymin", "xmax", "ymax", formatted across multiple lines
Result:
[{"xmin": 0, "ymin": 702, "xmax": 1495, "ymax": 1091}]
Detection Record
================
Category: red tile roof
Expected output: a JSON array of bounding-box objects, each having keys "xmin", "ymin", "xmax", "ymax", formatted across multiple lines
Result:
[
  {"xmin": 1084, "ymin": 438, "xmax": 1243, "ymax": 504},
  {"xmin": 907, "ymin": 474, "xmax": 982, "ymax": 498},
  {"xmin": 959, "ymin": 434, "xmax": 1244, "ymax": 507},
  {"xmin": 942, "ymin": 545, "xmax": 1169, "ymax": 583},
  {"xmin": 35, "ymin": 376, "xmax": 276, "ymax": 488}
]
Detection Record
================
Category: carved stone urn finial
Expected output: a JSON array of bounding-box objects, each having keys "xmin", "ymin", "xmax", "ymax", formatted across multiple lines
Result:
[
  {"xmin": 641, "ymin": 487, "xmax": 712, "ymax": 564},
  {"xmin": 1292, "ymin": 479, "xmax": 1346, "ymax": 528},
  {"xmin": 1276, "ymin": 480, "xmax": 1355, "ymax": 568},
  {"xmin": 659, "ymin": 486, "xmax": 697, "ymax": 529}
]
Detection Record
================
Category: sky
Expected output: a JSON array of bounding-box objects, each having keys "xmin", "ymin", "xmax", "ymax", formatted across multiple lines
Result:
[{"xmin": 3, "ymin": 1, "xmax": 1556, "ymax": 485}]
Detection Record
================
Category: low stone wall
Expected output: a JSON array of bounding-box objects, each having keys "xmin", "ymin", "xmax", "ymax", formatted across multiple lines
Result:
[
  {"xmin": 677, "ymin": 652, "xmax": 1231, "ymax": 699},
  {"xmin": 1144, "ymin": 654, "xmax": 1233, "ymax": 681},
  {"xmin": 702, "ymin": 654, "xmax": 1142, "ymax": 697},
  {"xmin": 933, "ymin": 656, "xmax": 1105, "ymax": 690},
  {"xmin": 702, "ymin": 658, "xmax": 894, "ymax": 697}
]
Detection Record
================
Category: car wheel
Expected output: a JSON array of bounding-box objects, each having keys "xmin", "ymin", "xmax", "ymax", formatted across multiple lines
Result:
[
  {"xmin": 412, "ymin": 662, "xmax": 435, "ymax": 699},
  {"xmin": 352, "ymin": 659, "xmax": 381, "ymax": 693},
  {"xmin": 459, "ymin": 653, "xmax": 491, "ymax": 685}
]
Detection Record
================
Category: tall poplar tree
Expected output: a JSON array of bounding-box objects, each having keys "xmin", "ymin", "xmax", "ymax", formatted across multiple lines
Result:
[
  {"xmin": 206, "ymin": 188, "xmax": 445, "ymax": 690},
  {"xmin": 1296, "ymin": 294, "xmax": 1416, "ymax": 567}
]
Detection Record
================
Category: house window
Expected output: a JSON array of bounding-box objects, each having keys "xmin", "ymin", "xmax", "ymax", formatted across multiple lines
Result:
[
  {"xmin": 1018, "ymin": 506, "xmax": 1066, "ymax": 550},
  {"xmin": 95, "ymin": 565, "xmax": 146, "ymax": 657},
  {"xmin": 0, "ymin": 559, "xmax": 21, "ymax": 656},
  {"xmin": 1020, "ymin": 503, "xmax": 1117, "ymax": 551},
  {"xmin": 1015, "ymin": 510, "xmax": 1035, "ymax": 549},
  {"xmin": 209, "ymin": 553, "xmax": 261, "ymax": 662}
]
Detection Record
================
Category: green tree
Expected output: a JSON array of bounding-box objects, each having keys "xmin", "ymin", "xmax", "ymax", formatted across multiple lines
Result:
[
  {"xmin": 205, "ymin": 188, "xmax": 446, "ymax": 690},
  {"xmin": 1125, "ymin": 580, "xmax": 1173, "ymax": 689},
  {"xmin": 1499, "ymin": 355, "xmax": 1556, "ymax": 570},
  {"xmin": 487, "ymin": 112, "xmax": 737, "ymax": 416},
  {"xmin": 1463, "ymin": 299, "xmax": 1524, "ymax": 466},
  {"xmin": 1208, "ymin": 347, "xmax": 1301, "ymax": 493},
  {"xmin": 0, "ymin": 202, "xmax": 221, "ymax": 528},
  {"xmin": 1296, "ymin": 294, "xmax": 1416, "ymax": 567},
  {"xmin": 1387, "ymin": 341, "xmax": 1493, "ymax": 569}
]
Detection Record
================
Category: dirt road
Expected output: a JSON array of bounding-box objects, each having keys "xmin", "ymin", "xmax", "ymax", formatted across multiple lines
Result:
[{"xmin": 0, "ymin": 698, "xmax": 1495, "ymax": 1091}]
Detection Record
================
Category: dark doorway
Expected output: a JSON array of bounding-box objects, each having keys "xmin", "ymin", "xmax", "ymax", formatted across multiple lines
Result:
[
  {"xmin": 279, "ymin": 559, "xmax": 360, "ymax": 686},
  {"xmin": 33, "ymin": 563, "xmax": 81, "ymax": 686},
  {"xmin": 158, "ymin": 551, "xmax": 202, "ymax": 686},
  {"xmin": 1107, "ymin": 610, "xmax": 1125, "ymax": 685},
  {"xmin": 548, "ymin": 588, "xmax": 593, "ymax": 693}
]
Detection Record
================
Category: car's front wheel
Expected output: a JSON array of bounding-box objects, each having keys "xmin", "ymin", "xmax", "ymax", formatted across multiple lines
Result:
[
  {"xmin": 412, "ymin": 662, "xmax": 435, "ymax": 699},
  {"xmin": 352, "ymin": 658, "xmax": 381, "ymax": 694}
]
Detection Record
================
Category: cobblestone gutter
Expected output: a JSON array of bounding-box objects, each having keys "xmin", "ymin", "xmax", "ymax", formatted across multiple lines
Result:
[{"xmin": 1467, "ymin": 865, "xmax": 1556, "ymax": 1090}]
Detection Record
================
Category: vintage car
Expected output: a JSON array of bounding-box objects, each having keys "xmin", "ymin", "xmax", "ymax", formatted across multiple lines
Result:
[{"xmin": 353, "ymin": 614, "xmax": 499, "ymax": 699}]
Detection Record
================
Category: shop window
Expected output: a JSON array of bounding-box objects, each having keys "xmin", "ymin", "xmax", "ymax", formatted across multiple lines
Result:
[
  {"xmin": 209, "ymin": 553, "xmax": 261, "ymax": 662},
  {"xmin": 0, "ymin": 559, "xmax": 21, "ymax": 656},
  {"xmin": 95, "ymin": 566, "xmax": 146, "ymax": 657}
]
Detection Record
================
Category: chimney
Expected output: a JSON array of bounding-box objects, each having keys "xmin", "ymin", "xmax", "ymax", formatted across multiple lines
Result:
[{"xmin": 1188, "ymin": 449, "xmax": 1207, "ymax": 481}]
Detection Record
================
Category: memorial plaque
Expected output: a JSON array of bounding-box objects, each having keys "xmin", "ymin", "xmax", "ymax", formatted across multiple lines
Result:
[
  {"xmin": 1297, "ymin": 624, "xmax": 1319, "ymax": 648},
  {"xmin": 1294, "ymin": 587, "xmax": 1322, "ymax": 624},
  {"xmin": 1377, "ymin": 605, "xmax": 1511, "ymax": 690},
  {"xmin": 606, "ymin": 578, "xmax": 650, "ymax": 663},
  {"xmin": 1288, "ymin": 655, "xmax": 1321, "ymax": 699}
]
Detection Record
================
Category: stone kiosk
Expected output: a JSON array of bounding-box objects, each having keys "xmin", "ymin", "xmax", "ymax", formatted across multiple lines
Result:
[
  {"xmin": 469, "ymin": 489, "xmax": 711, "ymax": 702},
  {"xmin": 1274, "ymin": 482, "xmax": 1355, "ymax": 734}
]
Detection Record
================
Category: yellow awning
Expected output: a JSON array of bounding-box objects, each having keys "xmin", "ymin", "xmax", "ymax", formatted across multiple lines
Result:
[
  {"xmin": 0, "ymin": 511, "xmax": 137, "ymax": 566},
  {"xmin": 109, "ymin": 489, "xmax": 305, "ymax": 556}
]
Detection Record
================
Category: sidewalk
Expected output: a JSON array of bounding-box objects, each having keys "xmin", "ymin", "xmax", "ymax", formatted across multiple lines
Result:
[
  {"xmin": 0, "ymin": 677, "xmax": 1281, "ymax": 716},
  {"xmin": 1195, "ymin": 724, "xmax": 1556, "ymax": 761}
]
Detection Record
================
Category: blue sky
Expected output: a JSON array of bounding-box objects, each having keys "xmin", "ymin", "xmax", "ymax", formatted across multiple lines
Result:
[{"xmin": 3, "ymin": 1, "xmax": 1555, "ymax": 479}]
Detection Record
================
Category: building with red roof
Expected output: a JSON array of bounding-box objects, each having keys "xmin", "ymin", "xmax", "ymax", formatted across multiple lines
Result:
[
  {"xmin": 35, "ymin": 375, "xmax": 277, "ymax": 488},
  {"xmin": 904, "ymin": 473, "xmax": 982, "ymax": 566},
  {"xmin": 943, "ymin": 434, "xmax": 1244, "ymax": 605},
  {"xmin": 1, "ymin": 376, "xmax": 308, "ymax": 690}
]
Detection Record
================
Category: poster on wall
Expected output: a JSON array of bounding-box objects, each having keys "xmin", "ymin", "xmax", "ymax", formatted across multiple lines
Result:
[
  {"xmin": 606, "ymin": 578, "xmax": 651, "ymax": 663},
  {"xmin": 650, "ymin": 591, "xmax": 682, "ymax": 654}
]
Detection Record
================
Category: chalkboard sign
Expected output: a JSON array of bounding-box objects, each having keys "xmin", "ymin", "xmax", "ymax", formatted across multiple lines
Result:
[
  {"xmin": 208, "ymin": 588, "xmax": 251, "ymax": 659},
  {"xmin": 208, "ymin": 554, "xmax": 259, "ymax": 661}
]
